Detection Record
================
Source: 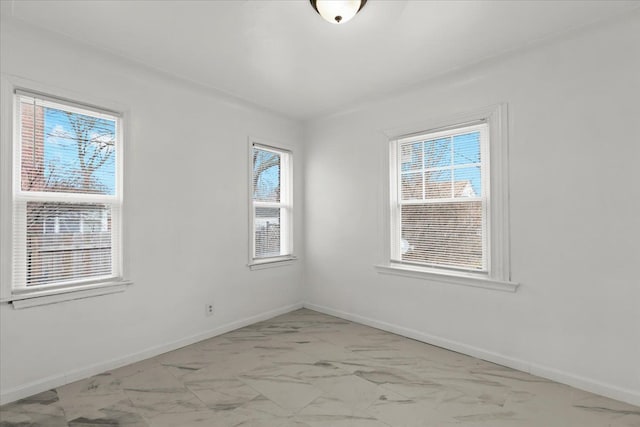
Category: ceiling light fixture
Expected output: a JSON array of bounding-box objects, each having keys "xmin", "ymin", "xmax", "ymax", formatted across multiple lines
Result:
[{"xmin": 310, "ymin": 0, "xmax": 367, "ymax": 25}]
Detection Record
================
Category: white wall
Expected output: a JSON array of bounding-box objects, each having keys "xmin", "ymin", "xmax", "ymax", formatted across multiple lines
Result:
[
  {"xmin": 304, "ymin": 14, "xmax": 640, "ymax": 406},
  {"xmin": 0, "ymin": 19, "xmax": 304, "ymax": 403}
]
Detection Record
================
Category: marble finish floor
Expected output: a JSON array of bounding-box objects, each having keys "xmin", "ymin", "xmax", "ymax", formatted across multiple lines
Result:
[{"xmin": 1, "ymin": 309, "xmax": 639, "ymax": 427}]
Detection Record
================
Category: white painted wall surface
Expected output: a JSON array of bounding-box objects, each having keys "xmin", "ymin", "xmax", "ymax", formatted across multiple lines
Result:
[
  {"xmin": 0, "ymin": 20, "xmax": 304, "ymax": 403},
  {"xmin": 303, "ymin": 14, "xmax": 640, "ymax": 405}
]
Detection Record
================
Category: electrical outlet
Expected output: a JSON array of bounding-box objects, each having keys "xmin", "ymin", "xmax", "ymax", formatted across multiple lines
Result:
[{"xmin": 205, "ymin": 303, "xmax": 214, "ymax": 317}]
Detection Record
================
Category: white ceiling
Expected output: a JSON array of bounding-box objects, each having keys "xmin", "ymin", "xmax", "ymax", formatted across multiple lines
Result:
[{"xmin": 2, "ymin": 0, "xmax": 638, "ymax": 119}]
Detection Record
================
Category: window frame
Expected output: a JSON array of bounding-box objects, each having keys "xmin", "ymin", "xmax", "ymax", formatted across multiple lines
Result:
[
  {"xmin": 0, "ymin": 76, "xmax": 131, "ymax": 308},
  {"xmin": 377, "ymin": 104, "xmax": 518, "ymax": 292},
  {"xmin": 248, "ymin": 138, "xmax": 295, "ymax": 269}
]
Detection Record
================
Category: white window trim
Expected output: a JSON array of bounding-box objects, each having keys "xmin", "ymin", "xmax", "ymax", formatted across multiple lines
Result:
[
  {"xmin": 377, "ymin": 104, "xmax": 519, "ymax": 292},
  {"xmin": 247, "ymin": 138, "xmax": 296, "ymax": 269},
  {"xmin": 0, "ymin": 75, "xmax": 132, "ymax": 308}
]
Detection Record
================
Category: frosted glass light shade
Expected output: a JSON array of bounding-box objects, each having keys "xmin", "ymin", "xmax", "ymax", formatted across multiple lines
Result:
[{"xmin": 310, "ymin": 0, "xmax": 367, "ymax": 25}]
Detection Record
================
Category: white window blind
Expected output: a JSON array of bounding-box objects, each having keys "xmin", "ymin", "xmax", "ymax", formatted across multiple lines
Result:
[
  {"xmin": 13, "ymin": 92, "xmax": 122, "ymax": 289},
  {"xmin": 391, "ymin": 123, "xmax": 488, "ymax": 272},
  {"xmin": 251, "ymin": 143, "xmax": 292, "ymax": 260}
]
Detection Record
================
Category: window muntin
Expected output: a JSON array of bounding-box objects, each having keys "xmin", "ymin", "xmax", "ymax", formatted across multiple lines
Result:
[
  {"xmin": 13, "ymin": 92, "xmax": 122, "ymax": 289},
  {"xmin": 391, "ymin": 123, "xmax": 489, "ymax": 273},
  {"xmin": 251, "ymin": 143, "xmax": 292, "ymax": 261}
]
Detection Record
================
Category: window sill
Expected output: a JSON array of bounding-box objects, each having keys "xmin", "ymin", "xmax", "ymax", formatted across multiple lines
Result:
[
  {"xmin": 2, "ymin": 280, "xmax": 133, "ymax": 309},
  {"xmin": 375, "ymin": 264, "xmax": 519, "ymax": 293},
  {"xmin": 248, "ymin": 256, "xmax": 297, "ymax": 270}
]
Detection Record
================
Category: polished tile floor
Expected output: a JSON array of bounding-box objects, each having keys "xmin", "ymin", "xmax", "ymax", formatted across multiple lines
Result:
[{"xmin": 1, "ymin": 309, "xmax": 639, "ymax": 427}]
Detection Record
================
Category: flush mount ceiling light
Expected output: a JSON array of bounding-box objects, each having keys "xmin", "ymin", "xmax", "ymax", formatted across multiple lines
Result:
[{"xmin": 310, "ymin": 0, "xmax": 367, "ymax": 24}]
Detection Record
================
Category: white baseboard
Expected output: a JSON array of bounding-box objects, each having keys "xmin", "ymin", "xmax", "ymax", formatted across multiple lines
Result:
[
  {"xmin": 0, "ymin": 302, "xmax": 304, "ymax": 405},
  {"xmin": 303, "ymin": 302, "xmax": 640, "ymax": 407}
]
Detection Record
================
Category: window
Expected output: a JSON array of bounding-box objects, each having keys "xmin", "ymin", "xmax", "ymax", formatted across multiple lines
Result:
[
  {"xmin": 383, "ymin": 105, "xmax": 515, "ymax": 291},
  {"xmin": 391, "ymin": 123, "xmax": 488, "ymax": 272},
  {"xmin": 249, "ymin": 141, "xmax": 293, "ymax": 266},
  {"xmin": 12, "ymin": 91, "xmax": 123, "ymax": 292}
]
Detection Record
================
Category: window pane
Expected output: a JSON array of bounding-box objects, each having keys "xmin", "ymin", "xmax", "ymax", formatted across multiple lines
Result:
[
  {"xmin": 424, "ymin": 137, "xmax": 451, "ymax": 169},
  {"xmin": 401, "ymin": 172, "xmax": 423, "ymax": 200},
  {"xmin": 454, "ymin": 166, "xmax": 481, "ymax": 197},
  {"xmin": 453, "ymin": 131, "xmax": 480, "ymax": 165},
  {"xmin": 400, "ymin": 142, "xmax": 423, "ymax": 172},
  {"xmin": 254, "ymin": 207, "xmax": 281, "ymax": 258},
  {"xmin": 401, "ymin": 202, "xmax": 484, "ymax": 271},
  {"xmin": 253, "ymin": 148, "xmax": 280, "ymax": 202},
  {"xmin": 25, "ymin": 202, "xmax": 112, "ymax": 286},
  {"xmin": 425, "ymin": 170, "xmax": 452, "ymax": 199},
  {"xmin": 20, "ymin": 98, "xmax": 116, "ymax": 195}
]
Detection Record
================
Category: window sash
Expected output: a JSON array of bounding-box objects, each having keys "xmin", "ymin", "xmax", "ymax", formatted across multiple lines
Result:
[
  {"xmin": 12, "ymin": 91, "xmax": 123, "ymax": 290},
  {"xmin": 390, "ymin": 123, "xmax": 489, "ymax": 273},
  {"xmin": 15, "ymin": 92, "xmax": 121, "ymax": 199}
]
